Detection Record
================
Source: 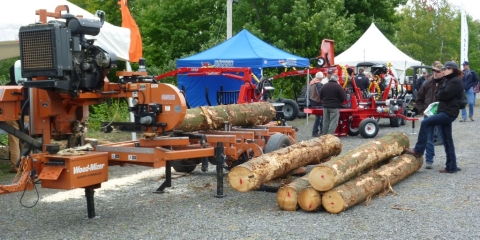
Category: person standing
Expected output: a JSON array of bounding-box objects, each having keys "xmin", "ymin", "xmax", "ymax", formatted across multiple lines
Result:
[
  {"xmin": 320, "ymin": 74, "xmax": 346, "ymax": 135},
  {"xmin": 415, "ymin": 63, "xmax": 444, "ymax": 169},
  {"xmin": 415, "ymin": 69, "xmax": 428, "ymax": 92},
  {"xmin": 460, "ymin": 61, "xmax": 479, "ymax": 122},
  {"xmin": 309, "ymin": 72, "xmax": 324, "ymax": 137},
  {"xmin": 404, "ymin": 61, "xmax": 464, "ymax": 173},
  {"xmin": 354, "ymin": 68, "xmax": 369, "ymax": 92}
]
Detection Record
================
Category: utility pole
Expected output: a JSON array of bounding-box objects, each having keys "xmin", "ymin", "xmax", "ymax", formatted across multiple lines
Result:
[{"xmin": 227, "ymin": 0, "xmax": 232, "ymax": 39}]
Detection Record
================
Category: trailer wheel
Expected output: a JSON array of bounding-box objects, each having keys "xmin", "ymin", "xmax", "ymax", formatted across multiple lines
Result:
[
  {"xmin": 171, "ymin": 159, "xmax": 198, "ymax": 173},
  {"xmin": 348, "ymin": 120, "xmax": 360, "ymax": 136},
  {"xmin": 281, "ymin": 99, "xmax": 299, "ymax": 121},
  {"xmin": 359, "ymin": 118, "xmax": 379, "ymax": 138},
  {"xmin": 264, "ymin": 133, "xmax": 291, "ymax": 153},
  {"xmin": 389, "ymin": 116, "xmax": 401, "ymax": 127}
]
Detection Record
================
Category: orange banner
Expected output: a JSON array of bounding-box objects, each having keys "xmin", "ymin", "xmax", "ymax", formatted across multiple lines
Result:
[{"xmin": 119, "ymin": 0, "xmax": 143, "ymax": 62}]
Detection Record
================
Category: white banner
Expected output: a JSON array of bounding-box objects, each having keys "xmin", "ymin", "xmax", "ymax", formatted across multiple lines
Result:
[{"xmin": 461, "ymin": 6, "xmax": 468, "ymax": 69}]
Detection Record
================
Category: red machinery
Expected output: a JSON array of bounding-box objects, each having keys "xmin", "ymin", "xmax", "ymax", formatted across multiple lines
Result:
[
  {"xmin": 0, "ymin": 6, "xmax": 296, "ymax": 218},
  {"xmin": 269, "ymin": 40, "xmax": 417, "ymax": 138}
]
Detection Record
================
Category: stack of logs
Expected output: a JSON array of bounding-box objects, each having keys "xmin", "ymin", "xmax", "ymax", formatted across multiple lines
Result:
[{"xmin": 228, "ymin": 132, "xmax": 423, "ymax": 214}]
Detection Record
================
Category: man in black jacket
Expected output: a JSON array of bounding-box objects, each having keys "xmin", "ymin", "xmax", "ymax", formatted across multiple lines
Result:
[
  {"xmin": 354, "ymin": 68, "xmax": 369, "ymax": 92},
  {"xmin": 319, "ymin": 74, "xmax": 346, "ymax": 135},
  {"xmin": 416, "ymin": 63, "xmax": 444, "ymax": 169}
]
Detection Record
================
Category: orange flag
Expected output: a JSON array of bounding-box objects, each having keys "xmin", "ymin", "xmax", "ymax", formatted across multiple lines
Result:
[{"xmin": 118, "ymin": 0, "xmax": 143, "ymax": 62}]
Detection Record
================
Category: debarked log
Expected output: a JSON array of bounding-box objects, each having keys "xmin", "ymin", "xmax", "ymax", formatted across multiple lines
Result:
[
  {"xmin": 322, "ymin": 153, "xmax": 422, "ymax": 213},
  {"xmin": 298, "ymin": 187, "xmax": 323, "ymax": 212},
  {"xmin": 228, "ymin": 134, "xmax": 342, "ymax": 192},
  {"xmin": 308, "ymin": 132, "xmax": 410, "ymax": 192},
  {"xmin": 276, "ymin": 175, "xmax": 310, "ymax": 211},
  {"xmin": 175, "ymin": 102, "xmax": 276, "ymax": 132}
]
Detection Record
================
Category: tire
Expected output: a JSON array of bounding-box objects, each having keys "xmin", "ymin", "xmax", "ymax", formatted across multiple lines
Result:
[
  {"xmin": 171, "ymin": 159, "xmax": 197, "ymax": 173},
  {"xmin": 281, "ymin": 99, "xmax": 299, "ymax": 121},
  {"xmin": 316, "ymin": 57, "xmax": 326, "ymax": 67},
  {"xmin": 347, "ymin": 120, "xmax": 360, "ymax": 136},
  {"xmin": 264, "ymin": 133, "xmax": 291, "ymax": 153},
  {"xmin": 389, "ymin": 116, "xmax": 401, "ymax": 127},
  {"xmin": 359, "ymin": 118, "xmax": 379, "ymax": 138}
]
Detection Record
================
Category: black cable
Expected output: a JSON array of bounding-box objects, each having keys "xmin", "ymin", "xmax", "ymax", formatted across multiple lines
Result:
[
  {"xmin": 215, "ymin": 3, "xmax": 227, "ymax": 45},
  {"xmin": 19, "ymin": 176, "xmax": 39, "ymax": 208}
]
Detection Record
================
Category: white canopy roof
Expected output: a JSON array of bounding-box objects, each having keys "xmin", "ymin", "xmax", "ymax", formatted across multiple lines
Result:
[
  {"xmin": 0, "ymin": 0, "xmax": 131, "ymax": 61},
  {"xmin": 335, "ymin": 23, "xmax": 421, "ymax": 81}
]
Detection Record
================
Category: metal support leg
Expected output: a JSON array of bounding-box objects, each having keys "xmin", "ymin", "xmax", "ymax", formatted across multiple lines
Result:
[
  {"xmin": 215, "ymin": 142, "xmax": 225, "ymax": 198},
  {"xmin": 201, "ymin": 157, "xmax": 209, "ymax": 172},
  {"xmin": 154, "ymin": 161, "xmax": 172, "ymax": 193},
  {"xmin": 85, "ymin": 188, "xmax": 96, "ymax": 219}
]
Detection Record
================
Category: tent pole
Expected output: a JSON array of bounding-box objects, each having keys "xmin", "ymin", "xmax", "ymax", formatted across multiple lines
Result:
[{"xmin": 306, "ymin": 68, "xmax": 310, "ymax": 126}]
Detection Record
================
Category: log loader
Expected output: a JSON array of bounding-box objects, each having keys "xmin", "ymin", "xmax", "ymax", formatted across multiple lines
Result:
[{"xmin": 0, "ymin": 6, "xmax": 296, "ymax": 218}]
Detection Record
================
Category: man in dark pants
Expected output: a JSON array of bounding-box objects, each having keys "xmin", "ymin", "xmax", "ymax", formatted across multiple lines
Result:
[
  {"xmin": 320, "ymin": 74, "xmax": 346, "ymax": 135},
  {"xmin": 309, "ymin": 72, "xmax": 324, "ymax": 137}
]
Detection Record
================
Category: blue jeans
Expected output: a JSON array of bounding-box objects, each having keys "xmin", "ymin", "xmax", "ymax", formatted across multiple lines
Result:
[
  {"xmin": 461, "ymin": 88, "xmax": 475, "ymax": 119},
  {"xmin": 413, "ymin": 112, "xmax": 458, "ymax": 172},
  {"xmin": 424, "ymin": 116, "xmax": 435, "ymax": 163},
  {"xmin": 322, "ymin": 108, "xmax": 340, "ymax": 135},
  {"xmin": 433, "ymin": 125, "xmax": 443, "ymax": 144},
  {"xmin": 312, "ymin": 107, "xmax": 323, "ymax": 135}
]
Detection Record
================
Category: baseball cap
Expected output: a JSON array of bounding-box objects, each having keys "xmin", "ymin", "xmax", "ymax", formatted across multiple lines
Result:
[
  {"xmin": 432, "ymin": 64, "xmax": 443, "ymax": 71},
  {"xmin": 462, "ymin": 61, "xmax": 470, "ymax": 66},
  {"xmin": 327, "ymin": 69, "xmax": 333, "ymax": 74},
  {"xmin": 442, "ymin": 61, "xmax": 458, "ymax": 70},
  {"xmin": 422, "ymin": 69, "xmax": 427, "ymax": 74}
]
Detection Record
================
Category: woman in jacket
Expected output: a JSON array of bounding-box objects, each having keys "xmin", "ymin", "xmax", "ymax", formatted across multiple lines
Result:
[{"xmin": 404, "ymin": 61, "xmax": 464, "ymax": 173}]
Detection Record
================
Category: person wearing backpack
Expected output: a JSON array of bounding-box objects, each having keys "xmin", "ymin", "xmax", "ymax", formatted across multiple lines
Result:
[
  {"xmin": 459, "ymin": 61, "xmax": 479, "ymax": 122},
  {"xmin": 404, "ymin": 61, "xmax": 464, "ymax": 173},
  {"xmin": 309, "ymin": 71, "xmax": 324, "ymax": 137}
]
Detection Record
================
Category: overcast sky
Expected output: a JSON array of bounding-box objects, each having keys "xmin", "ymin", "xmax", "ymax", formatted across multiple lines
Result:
[{"xmin": 448, "ymin": 0, "xmax": 479, "ymax": 20}]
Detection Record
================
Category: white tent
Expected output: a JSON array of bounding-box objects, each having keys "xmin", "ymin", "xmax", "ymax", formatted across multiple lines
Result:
[
  {"xmin": 335, "ymin": 23, "xmax": 421, "ymax": 82},
  {"xmin": 0, "ymin": 0, "xmax": 131, "ymax": 61}
]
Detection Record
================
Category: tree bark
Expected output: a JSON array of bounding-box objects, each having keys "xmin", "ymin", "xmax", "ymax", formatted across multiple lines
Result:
[
  {"xmin": 298, "ymin": 187, "xmax": 323, "ymax": 212},
  {"xmin": 228, "ymin": 134, "xmax": 342, "ymax": 192},
  {"xmin": 322, "ymin": 153, "xmax": 422, "ymax": 214},
  {"xmin": 276, "ymin": 175, "xmax": 310, "ymax": 211},
  {"xmin": 308, "ymin": 132, "xmax": 410, "ymax": 192},
  {"xmin": 176, "ymin": 102, "xmax": 276, "ymax": 132}
]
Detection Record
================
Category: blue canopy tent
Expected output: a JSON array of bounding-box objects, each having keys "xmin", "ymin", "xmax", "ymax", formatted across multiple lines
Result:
[{"xmin": 176, "ymin": 29, "xmax": 310, "ymax": 107}]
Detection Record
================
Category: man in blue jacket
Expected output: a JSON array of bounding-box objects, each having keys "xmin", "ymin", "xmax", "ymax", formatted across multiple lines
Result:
[{"xmin": 460, "ymin": 61, "xmax": 479, "ymax": 122}]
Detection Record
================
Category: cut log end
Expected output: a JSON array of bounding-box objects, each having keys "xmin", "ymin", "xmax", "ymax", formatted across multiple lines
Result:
[
  {"xmin": 322, "ymin": 190, "xmax": 345, "ymax": 214},
  {"xmin": 276, "ymin": 186, "xmax": 298, "ymax": 211},
  {"xmin": 308, "ymin": 166, "xmax": 335, "ymax": 191},
  {"xmin": 298, "ymin": 187, "xmax": 322, "ymax": 212},
  {"xmin": 227, "ymin": 166, "xmax": 257, "ymax": 192}
]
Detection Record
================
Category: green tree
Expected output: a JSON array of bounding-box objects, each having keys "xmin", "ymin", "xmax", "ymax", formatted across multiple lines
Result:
[{"xmin": 343, "ymin": 0, "xmax": 408, "ymax": 42}]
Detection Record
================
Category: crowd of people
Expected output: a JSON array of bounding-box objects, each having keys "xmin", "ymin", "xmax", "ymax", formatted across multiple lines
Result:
[{"xmin": 308, "ymin": 60, "xmax": 479, "ymax": 174}]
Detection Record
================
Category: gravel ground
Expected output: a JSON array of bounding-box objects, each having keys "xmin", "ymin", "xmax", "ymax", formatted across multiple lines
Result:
[{"xmin": 1, "ymin": 105, "xmax": 480, "ymax": 240}]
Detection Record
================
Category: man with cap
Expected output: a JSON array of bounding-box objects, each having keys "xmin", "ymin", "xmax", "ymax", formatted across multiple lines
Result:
[
  {"xmin": 460, "ymin": 61, "xmax": 479, "ymax": 122},
  {"xmin": 322, "ymin": 69, "xmax": 334, "ymax": 84},
  {"xmin": 415, "ymin": 63, "xmax": 444, "ymax": 169},
  {"xmin": 319, "ymin": 74, "xmax": 346, "ymax": 135}
]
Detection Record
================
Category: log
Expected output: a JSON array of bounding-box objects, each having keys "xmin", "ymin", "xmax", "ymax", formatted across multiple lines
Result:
[
  {"xmin": 298, "ymin": 187, "xmax": 323, "ymax": 212},
  {"xmin": 176, "ymin": 102, "xmax": 276, "ymax": 132},
  {"xmin": 308, "ymin": 132, "xmax": 410, "ymax": 192},
  {"xmin": 322, "ymin": 153, "xmax": 422, "ymax": 213},
  {"xmin": 276, "ymin": 175, "xmax": 310, "ymax": 211},
  {"xmin": 228, "ymin": 134, "xmax": 342, "ymax": 192}
]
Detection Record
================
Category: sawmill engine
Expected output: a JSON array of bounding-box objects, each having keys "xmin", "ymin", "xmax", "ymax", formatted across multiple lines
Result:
[{"xmin": 19, "ymin": 11, "xmax": 117, "ymax": 97}]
